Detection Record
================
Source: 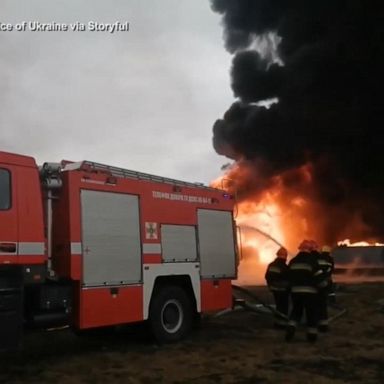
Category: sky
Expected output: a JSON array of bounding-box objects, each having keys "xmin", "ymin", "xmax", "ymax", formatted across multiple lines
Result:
[{"xmin": 0, "ymin": 0, "xmax": 233, "ymax": 184}]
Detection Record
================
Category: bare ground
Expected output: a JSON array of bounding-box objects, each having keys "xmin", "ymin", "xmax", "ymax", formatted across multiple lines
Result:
[{"xmin": 1, "ymin": 283, "xmax": 384, "ymax": 384}]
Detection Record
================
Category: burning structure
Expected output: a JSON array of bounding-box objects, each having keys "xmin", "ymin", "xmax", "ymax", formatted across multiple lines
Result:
[{"xmin": 210, "ymin": 1, "xmax": 384, "ymax": 280}]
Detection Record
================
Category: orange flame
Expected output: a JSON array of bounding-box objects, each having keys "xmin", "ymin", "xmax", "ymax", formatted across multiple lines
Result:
[
  {"xmin": 338, "ymin": 239, "xmax": 384, "ymax": 247},
  {"xmin": 212, "ymin": 161, "xmax": 384, "ymax": 285}
]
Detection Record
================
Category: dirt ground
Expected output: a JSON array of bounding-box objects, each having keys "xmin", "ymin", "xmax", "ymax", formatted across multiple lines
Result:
[{"xmin": 1, "ymin": 283, "xmax": 384, "ymax": 384}]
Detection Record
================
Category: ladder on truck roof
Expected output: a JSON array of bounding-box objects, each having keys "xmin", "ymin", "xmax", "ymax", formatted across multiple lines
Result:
[{"xmin": 64, "ymin": 160, "xmax": 217, "ymax": 190}]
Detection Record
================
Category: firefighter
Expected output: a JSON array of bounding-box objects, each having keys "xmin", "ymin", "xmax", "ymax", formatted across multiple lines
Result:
[
  {"xmin": 265, "ymin": 246, "xmax": 290, "ymax": 329},
  {"xmin": 285, "ymin": 240, "xmax": 327, "ymax": 342},
  {"xmin": 317, "ymin": 245, "xmax": 335, "ymax": 332},
  {"xmin": 322, "ymin": 245, "xmax": 336, "ymax": 304}
]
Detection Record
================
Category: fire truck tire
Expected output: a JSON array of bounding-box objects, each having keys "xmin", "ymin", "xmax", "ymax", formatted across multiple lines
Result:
[{"xmin": 149, "ymin": 285, "xmax": 193, "ymax": 343}]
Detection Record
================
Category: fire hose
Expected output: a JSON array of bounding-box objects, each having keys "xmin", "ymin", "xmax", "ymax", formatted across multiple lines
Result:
[
  {"xmin": 231, "ymin": 284, "xmax": 288, "ymax": 320},
  {"xmin": 216, "ymin": 285, "xmax": 347, "ymax": 323},
  {"xmin": 328, "ymin": 302, "xmax": 348, "ymax": 323}
]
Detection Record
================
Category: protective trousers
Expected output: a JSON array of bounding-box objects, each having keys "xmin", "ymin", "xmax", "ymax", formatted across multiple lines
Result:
[
  {"xmin": 287, "ymin": 292, "xmax": 318, "ymax": 341},
  {"xmin": 272, "ymin": 291, "xmax": 289, "ymax": 327},
  {"xmin": 318, "ymin": 289, "xmax": 329, "ymax": 331}
]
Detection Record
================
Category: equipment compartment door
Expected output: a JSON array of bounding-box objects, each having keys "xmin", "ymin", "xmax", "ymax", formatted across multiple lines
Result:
[
  {"xmin": 161, "ymin": 225, "xmax": 197, "ymax": 262},
  {"xmin": 197, "ymin": 209, "xmax": 236, "ymax": 278},
  {"xmin": 81, "ymin": 190, "xmax": 141, "ymax": 286}
]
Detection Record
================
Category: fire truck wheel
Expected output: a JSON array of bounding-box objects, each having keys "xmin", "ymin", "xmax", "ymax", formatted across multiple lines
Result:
[{"xmin": 149, "ymin": 285, "xmax": 193, "ymax": 343}]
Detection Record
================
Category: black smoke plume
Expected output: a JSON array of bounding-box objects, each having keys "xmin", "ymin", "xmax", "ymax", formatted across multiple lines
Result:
[{"xmin": 211, "ymin": 0, "xmax": 384, "ymax": 244}]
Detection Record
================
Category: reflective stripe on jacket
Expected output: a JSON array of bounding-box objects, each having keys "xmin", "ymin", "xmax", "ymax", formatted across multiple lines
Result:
[
  {"xmin": 318, "ymin": 251, "xmax": 334, "ymax": 288},
  {"xmin": 288, "ymin": 251, "xmax": 325, "ymax": 294},
  {"xmin": 265, "ymin": 257, "xmax": 289, "ymax": 292}
]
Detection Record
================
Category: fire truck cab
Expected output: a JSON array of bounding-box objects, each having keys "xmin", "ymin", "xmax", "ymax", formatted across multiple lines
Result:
[{"xmin": 0, "ymin": 151, "xmax": 237, "ymax": 351}]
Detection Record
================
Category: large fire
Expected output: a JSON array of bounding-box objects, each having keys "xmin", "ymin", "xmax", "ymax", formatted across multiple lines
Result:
[{"xmin": 212, "ymin": 161, "xmax": 384, "ymax": 285}]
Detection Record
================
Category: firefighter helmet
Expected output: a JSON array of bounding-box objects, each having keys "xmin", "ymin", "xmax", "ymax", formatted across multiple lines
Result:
[
  {"xmin": 322, "ymin": 245, "xmax": 331, "ymax": 253},
  {"xmin": 276, "ymin": 246, "xmax": 288, "ymax": 258},
  {"xmin": 298, "ymin": 239, "xmax": 311, "ymax": 251},
  {"xmin": 308, "ymin": 240, "xmax": 319, "ymax": 251}
]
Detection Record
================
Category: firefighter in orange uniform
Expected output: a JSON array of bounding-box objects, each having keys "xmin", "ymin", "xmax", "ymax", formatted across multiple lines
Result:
[
  {"xmin": 265, "ymin": 246, "xmax": 290, "ymax": 329},
  {"xmin": 317, "ymin": 245, "xmax": 335, "ymax": 331},
  {"xmin": 286, "ymin": 240, "xmax": 327, "ymax": 342}
]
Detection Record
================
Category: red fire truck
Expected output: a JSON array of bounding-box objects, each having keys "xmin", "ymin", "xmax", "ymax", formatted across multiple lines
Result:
[{"xmin": 0, "ymin": 151, "xmax": 238, "ymax": 350}]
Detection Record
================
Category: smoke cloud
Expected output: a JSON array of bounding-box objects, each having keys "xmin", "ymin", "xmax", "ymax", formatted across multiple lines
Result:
[{"xmin": 211, "ymin": 0, "xmax": 384, "ymax": 244}]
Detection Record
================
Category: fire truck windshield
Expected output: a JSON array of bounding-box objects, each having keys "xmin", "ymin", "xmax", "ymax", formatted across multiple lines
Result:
[{"xmin": 0, "ymin": 169, "xmax": 11, "ymax": 210}]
